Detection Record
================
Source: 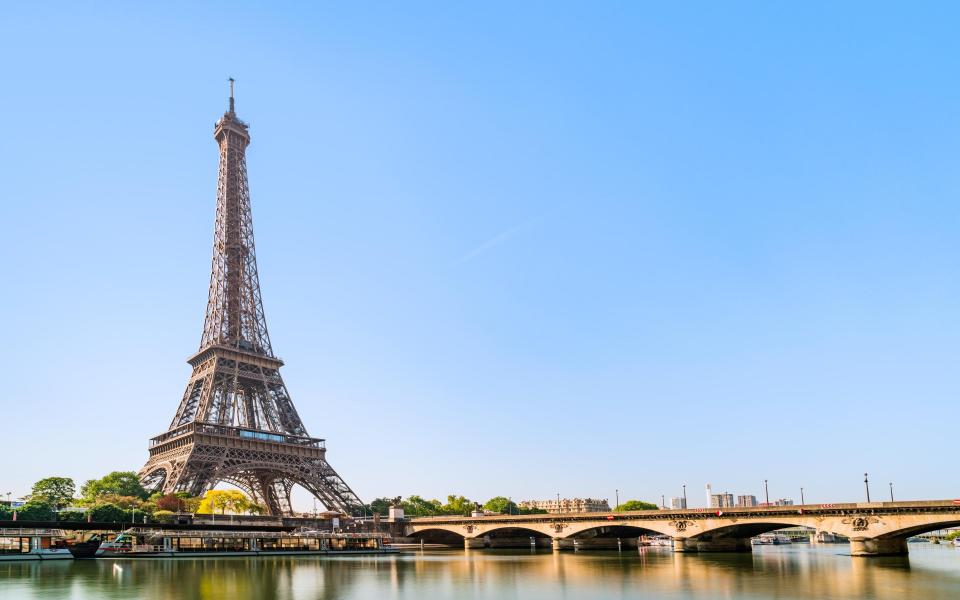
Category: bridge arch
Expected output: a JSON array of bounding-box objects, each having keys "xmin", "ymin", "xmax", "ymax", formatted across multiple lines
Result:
[
  {"xmin": 475, "ymin": 526, "xmax": 555, "ymax": 549},
  {"xmin": 407, "ymin": 528, "xmax": 467, "ymax": 545},
  {"xmin": 209, "ymin": 462, "xmax": 362, "ymax": 515},
  {"xmin": 563, "ymin": 520, "xmax": 675, "ymax": 539},
  {"xmin": 687, "ymin": 519, "xmax": 808, "ymax": 542},
  {"xmin": 139, "ymin": 463, "xmax": 171, "ymax": 491},
  {"xmin": 480, "ymin": 526, "xmax": 554, "ymax": 538},
  {"xmin": 874, "ymin": 518, "xmax": 960, "ymax": 540}
]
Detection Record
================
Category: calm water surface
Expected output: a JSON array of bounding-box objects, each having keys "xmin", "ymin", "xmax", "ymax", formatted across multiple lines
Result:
[{"xmin": 3, "ymin": 545, "xmax": 960, "ymax": 599}]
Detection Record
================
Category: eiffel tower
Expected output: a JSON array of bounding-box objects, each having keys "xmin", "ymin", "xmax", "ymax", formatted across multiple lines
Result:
[{"xmin": 139, "ymin": 81, "xmax": 364, "ymax": 516}]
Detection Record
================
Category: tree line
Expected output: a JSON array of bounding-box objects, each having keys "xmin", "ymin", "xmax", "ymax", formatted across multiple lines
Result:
[
  {"xmin": 364, "ymin": 495, "xmax": 547, "ymax": 517},
  {"xmin": 0, "ymin": 474, "xmax": 266, "ymax": 523},
  {"xmin": 365, "ymin": 496, "xmax": 659, "ymax": 516}
]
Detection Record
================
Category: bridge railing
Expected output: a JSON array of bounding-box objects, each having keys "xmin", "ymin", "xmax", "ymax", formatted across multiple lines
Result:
[{"xmin": 0, "ymin": 528, "xmax": 65, "ymax": 536}]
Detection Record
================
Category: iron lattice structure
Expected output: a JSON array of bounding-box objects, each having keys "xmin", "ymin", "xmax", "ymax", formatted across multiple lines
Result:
[{"xmin": 139, "ymin": 85, "xmax": 364, "ymax": 516}]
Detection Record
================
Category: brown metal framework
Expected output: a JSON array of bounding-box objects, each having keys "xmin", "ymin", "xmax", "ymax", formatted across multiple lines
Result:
[{"xmin": 139, "ymin": 84, "xmax": 364, "ymax": 516}]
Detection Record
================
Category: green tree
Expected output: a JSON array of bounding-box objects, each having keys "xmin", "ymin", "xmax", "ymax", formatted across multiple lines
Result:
[
  {"xmin": 442, "ymin": 495, "xmax": 476, "ymax": 516},
  {"xmin": 58, "ymin": 510, "xmax": 87, "ymax": 522},
  {"xmin": 29, "ymin": 477, "xmax": 76, "ymax": 509},
  {"xmin": 402, "ymin": 495, "xmax": 443, "ymax": 517},
  {"xmin": 152, "ymin": 510, "xmax": 176, "ymax": 523},
  {"xmin": 97, "ymin": 495, "xmax": 143, "ymax": 509},
  {"xmin": 16, "ymin": 500, "xmax": 56, "ymax": 521},
  {"xmin": 138, "ymin": 500, "xmax": 157, "ymax": 519},
  {"xmin": 90, "ymin": 503, "xmax": 128, "ymax": 522},
  {"xmin": 179, "ymin": 496, "xmax": 201, "ymax": 513},
  {"xmin": 614, "ymin": 500, "xmax": 659, "ymax": 512},
  {"xmin": 368, "ymin": 497, "xmax": 393, "ymax": 516},
  {"xmin": 518, "ymin": 506, "xmax": 548, "ymax": 515},
  {"xmin": 483, "ymin": 496, "xmax": 519, "ymax": 515},
  {"xmin": 81, "ymin": 472, "xmax": 148, "ymax": 501}
]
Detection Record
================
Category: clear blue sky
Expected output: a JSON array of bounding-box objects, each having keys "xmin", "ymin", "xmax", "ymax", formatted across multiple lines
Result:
[{"xmin": 2, "ymin": 2, "xmax": 958, "ymax": 510}]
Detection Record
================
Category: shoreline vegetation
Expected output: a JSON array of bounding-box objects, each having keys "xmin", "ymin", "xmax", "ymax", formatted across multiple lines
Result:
[
  {"xmin": 0, "ymin": 473, "xmax": 263, "ymax": 524},
  {"xmin": 3, "ymin": 474, "xmax": 660, "ymax": 522}
]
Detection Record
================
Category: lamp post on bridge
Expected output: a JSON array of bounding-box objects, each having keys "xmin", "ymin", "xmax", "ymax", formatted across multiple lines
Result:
[
  {"xmin": 683, "ymin": 484, "xmax": 687, "ymax": 508},
  {"xmin": 864, "ymin": 473, "xmax": 871, "ymax": 502},
  {"xmin": 615, "ymin": 489, "xmax": 619, "ymax": 511},
  {"xmin": 800, "ymin": 487, "xmax": 805, "ymax": 505},
  {"xmin": 889, "ymin": 482, "xmax": 894, "ymax": 502},
  {"xmin": 764, "ymin": 480, "xmax": 769, "ymax": 506}
]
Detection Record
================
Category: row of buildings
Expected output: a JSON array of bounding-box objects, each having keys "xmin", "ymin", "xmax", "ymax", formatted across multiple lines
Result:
[
  {"xmin": 703, "ymin": 484, "xmax": 794, "ymax": 509},
  {"xmin": 518, "ymin": 498, "xmax": 611, "ymax": 514},
  {"xmin": 516, "ymin": 487, "xmax": 798, "ymax": 514},
  {"xmin": 664, "ymin": 487, "xmax": 796, "ymax": 510}
]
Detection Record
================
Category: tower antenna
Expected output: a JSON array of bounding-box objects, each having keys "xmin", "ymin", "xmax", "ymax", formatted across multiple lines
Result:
[{"xmin": 228, "ymin": 77, "xmax": 235, "ymax": 113}]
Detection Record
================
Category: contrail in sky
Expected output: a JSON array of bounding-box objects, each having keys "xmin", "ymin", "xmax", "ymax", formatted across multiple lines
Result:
[{"xmin": 456, "ymin": 222, "xmax": 530, "ymax": 264}]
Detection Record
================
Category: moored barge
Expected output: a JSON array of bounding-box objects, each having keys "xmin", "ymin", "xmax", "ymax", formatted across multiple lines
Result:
[
  {"xmin": 0, "ymin": 528, "xmax": 73, "ymax": 561},
  {"xmin": 97, "ymin": 528, "xmax": 395, "ymax": 558}
]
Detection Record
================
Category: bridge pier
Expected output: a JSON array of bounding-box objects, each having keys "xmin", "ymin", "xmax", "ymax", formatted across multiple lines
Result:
[
  {"xmin": 849, "ymin": 537, "xmax": 908, "ymax": 557},
  {"xmin": 673, "ymin": 537, "xmax": 752, "ymax": 553},
  {"xmin": 552, "ymin": 538, "xmax": 577, "ymax": 551},
  {"xmin": 464, "ymin": 537, "xmax": 486, "ymax": 550}
]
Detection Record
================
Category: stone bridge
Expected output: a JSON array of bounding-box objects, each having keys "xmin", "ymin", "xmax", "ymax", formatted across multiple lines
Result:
[{"xmin": 403, "ymin": 500, "xmax": 960, "ymax": 556}]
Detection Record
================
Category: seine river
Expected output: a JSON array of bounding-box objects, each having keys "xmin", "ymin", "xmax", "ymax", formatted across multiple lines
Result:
[{"xmin": 3, "ymin": 545, "xmax": 960, "ymax": 599}]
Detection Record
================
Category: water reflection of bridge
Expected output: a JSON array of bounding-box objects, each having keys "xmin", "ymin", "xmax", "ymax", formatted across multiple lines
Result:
[
  {"xmin": 404, "ymin": 500, "xmax": 960, "ymax": 556},
  {"xmin": 385, "ymin": 550, "xmax": 928, "ymax": 599},
  {"xmin": 3, "ymin": 548, "xmax": 956, "ymax": 598}
]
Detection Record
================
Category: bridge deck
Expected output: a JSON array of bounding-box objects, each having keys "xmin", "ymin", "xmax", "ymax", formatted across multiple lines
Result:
[{"xmin": 408, "ymin": 500, "xmax": 960, "ymax": 526}]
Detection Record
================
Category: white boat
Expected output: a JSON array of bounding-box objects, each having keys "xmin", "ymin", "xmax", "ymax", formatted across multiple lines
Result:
[
  {"xmin": 953, "ymin": 539, "xmax": 960, "ymax": 548},
  {"xmin": 96, "ymin": 527, "xmax": 395, "ymax": 558},
  {"xmin": 812, "ymin": 531, "xmax": 846, "ymax": 544},
  {"xmin": 753, "ymin": 533, "xmax": 791, "ymax": 545},
  {"xmin": 0, "ymin": 527, "xmax": 73, "ymax": 561},
  {"xmin": 641, "ymin": 535, "xmax": 674, "ymax": 547}
]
